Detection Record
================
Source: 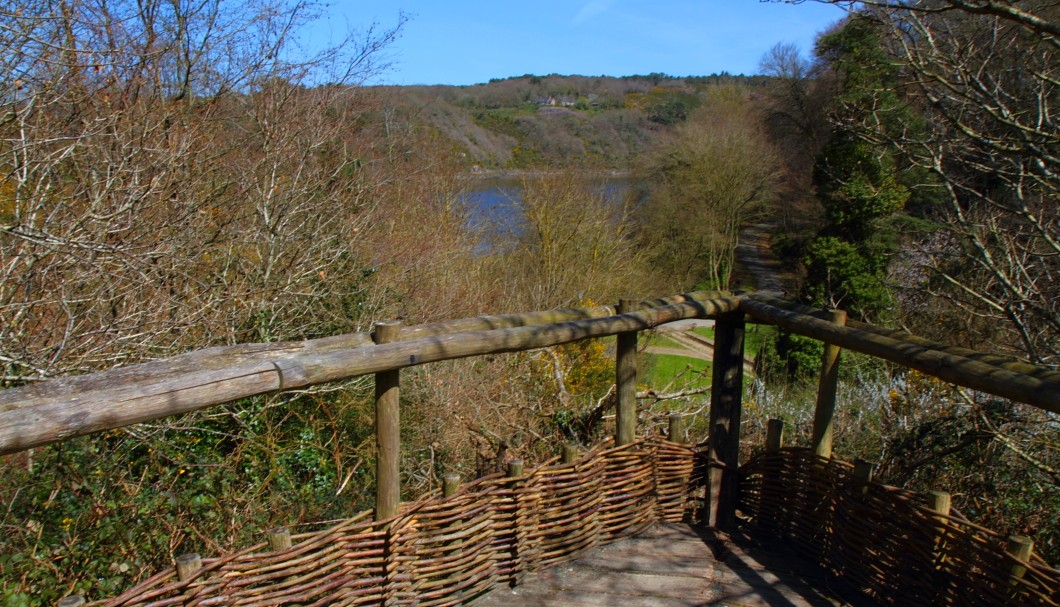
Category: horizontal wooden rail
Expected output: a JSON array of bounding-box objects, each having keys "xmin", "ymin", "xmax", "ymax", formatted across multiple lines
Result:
[
  {"xmin": 0, "ymin": 293, "xmax": 738, "ymax": 455},
  {"xmin": 748, "ymin": 293, "xmax": 1060, "ymax": 383},
  {"xmin": 739, "ymin": 297, "xmax": 1060, "ymax": 413},
  {"xmin": 402, "ymin": 290, "xmax": 728, "ymax": 341},
  {"xmin": 5, "ymin": 289, "xmax": 1056, "ymax": 455}
]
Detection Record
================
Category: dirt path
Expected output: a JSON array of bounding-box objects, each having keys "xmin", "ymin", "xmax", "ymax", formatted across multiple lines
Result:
[{"xmin": 732, "ymin": 222, "xmax": 798, "ymax": 295}]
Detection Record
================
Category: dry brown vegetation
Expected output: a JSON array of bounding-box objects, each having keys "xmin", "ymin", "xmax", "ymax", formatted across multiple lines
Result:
[{"xmin": 2, "ymin": 0, "xmax": 1057, "ymax": 602}]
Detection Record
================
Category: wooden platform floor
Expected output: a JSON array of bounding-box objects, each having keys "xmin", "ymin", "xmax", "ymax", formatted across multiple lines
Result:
[{"xmin": 470, "ymin": 523, "xmax": 859, "ymax": 607}]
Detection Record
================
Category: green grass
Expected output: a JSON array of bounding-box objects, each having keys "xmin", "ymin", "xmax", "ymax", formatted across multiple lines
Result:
[
  {"xmin": 691, "ymin": 324, "xmax": 775, "ymax": 357},
  {"xmin": 743, "ymin": 324, "xmax": 776, "ymax": 356},
  {"xmin": 692, "ymin": 327, "xmax": 714, "ymax": 340},
  {"xmin": 643, "ymin": 333, "xmax": 685, "ymax": 350},
  {"xmin": 642, "ymin": 353, "xmax": 712, "ymax": 389}
]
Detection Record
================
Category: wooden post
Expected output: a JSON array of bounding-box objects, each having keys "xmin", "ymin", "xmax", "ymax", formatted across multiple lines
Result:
[
  {"xmin": 928, "ymin": 490, "xmax": 952, "ymax": 516},
  {"xmin": 760, "ymin": 418, "xmax": 785, "ymax": 534},
  {"xmin": 812, "ymin": 309, "xmax": 846, "ymax": 458},
  {"xmin": 766, "ymin": 419, "xmax": 784, "ymax": 453},
  {"xmin": 268, "ymin": 526, "xmax": 292, "ymax": 552},
  {"xmin": 928, "ymin": 491, "xmax": 952, "ymax": 601},
  {"xmin": 853, "ymin": 459, "xmax": 874, "ymax": 481},
  {"xmin": 175, "ymin": 553, "xmax": 202, "ymax": 582},
  {"xmin": 562, "ymin": 443, "xmax": 579, "ymax": 464},
  {"xmin": 57, "ymin": 596, "xmax": 84, "ymax": 607},
  {"xmin": 1007, "ymin": 536, "xmax": 1034, "ymax": 587},
  {"xmin": 668, "ymin": 412, "xmax": 686, "ymax": 444},
  {"xmin": 507, "ymin": 458, "xmax": 529, "ymax": 585},
  {"xmin": 706, "ymin": 311, "xmax": 745, "ymax": 529},
  {"xmin": 615, "ymin": 298, "xmax": 640, "ymax": 446},
  {"xmin": 928, "ymin": 491, "xmax": 951, "ymax": 563},
  {"xmin": 443, "ymin": 473, "xmax": 461, "ymax": 498},
  {"xmin": 853, "ymin": 459, "xmax": 874, "ymax": 496},
  {"xmin": 507, "ymin": 459, "xmax": 524, "ymax": 478},
  {"xmin": 374, "ymin": 321, "xmax": 402, "ymax": 521}
]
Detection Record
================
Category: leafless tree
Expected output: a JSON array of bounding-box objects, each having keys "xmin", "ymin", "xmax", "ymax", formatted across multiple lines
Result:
[
  {"xmin": 642, "ymin": 88, "xmax": 781, "ymax": 290},
  {"xmin": 0, "ymin": 0, "xmax": 405, "ymax": 383}
]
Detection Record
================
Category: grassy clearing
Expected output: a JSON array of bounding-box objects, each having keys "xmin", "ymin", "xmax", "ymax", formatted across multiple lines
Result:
[
  {"xmin": 690, "ymin": 324, "xmax": 775, "ymax": 359},
  {"xmin": 692, "ymin": 326, "xmax": 714, "ymax": 340},
  {"xmin": 642, "ymin": 333, "xmax": 685, "ymax": 350},
  {"xmin": 641, "ymin": 353, "xmax": 711, "ymax": 390}
]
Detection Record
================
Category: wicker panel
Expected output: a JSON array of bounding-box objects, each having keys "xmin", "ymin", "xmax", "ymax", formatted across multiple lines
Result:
[
  {"xmin": 86, "ymin": 441, "xmax": 1057, "ymax": 607},
  {"xmin": 88, "ymin": 439, "xmax": 696, "ymax": 607},
  {"xmin": 741, "ymin": 448, "xmax": 1060, "ymax": 607}
]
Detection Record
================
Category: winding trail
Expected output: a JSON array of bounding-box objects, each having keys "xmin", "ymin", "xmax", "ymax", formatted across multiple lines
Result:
[
  {"xmin": 732, "ymin": 222, "xmax": 796, "ymax": 296},
  {"xmin": 645, "ymin": 222, "xmax": 787, "ymax": 369}
]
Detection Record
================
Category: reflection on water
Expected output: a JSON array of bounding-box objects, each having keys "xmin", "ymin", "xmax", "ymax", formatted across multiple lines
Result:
[{"xmin": 460, "ymin": 175, "xmax": 641, "ymax": 248}]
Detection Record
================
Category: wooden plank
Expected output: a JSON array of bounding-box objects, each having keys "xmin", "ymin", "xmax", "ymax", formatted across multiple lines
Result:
[
  {"xmin": 739, "ymin": 297, "xmax": 1060, "ymax": 413},
  {"xmin": 470, "ymin": 523, "xmax": 849, "ymax": 607},
  {"xmin": 475, "ymin": 585, "xmax": 710, "ymax": 607},
  {"xmin": 635, "ymin": 523, "xmax": 708, "ymax": 542},
  {"xmin": 0, "ymin": 296, "xmax": 741, "ymax": 455},
  {"xmin": 504, "ymin": 567, "xmax": 713, "ymax": 599},
  {"xmin": 577, "ymin": 554, "xmax": 713, "ymax": 578}
]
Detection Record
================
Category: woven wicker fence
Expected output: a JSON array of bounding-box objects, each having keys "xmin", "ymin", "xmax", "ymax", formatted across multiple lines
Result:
[
  {"xmin": 90, "ymin": 438, "xmax": 698, "ymax": 607},
  {"xmin": 740, "ymin": 447, "xmax": 1060, "ymax": 607}
]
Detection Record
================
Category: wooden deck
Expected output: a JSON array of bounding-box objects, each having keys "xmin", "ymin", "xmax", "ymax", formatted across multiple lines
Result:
[{"xmin": 471, "ymin": 523, "xmax": 859, "ymax": 607}]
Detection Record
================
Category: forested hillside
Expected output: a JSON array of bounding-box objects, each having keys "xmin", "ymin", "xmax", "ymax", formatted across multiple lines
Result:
[
  {"xmin": 754, "ymin": 1, "xmax": 1058, "ymax": 569},
  {"xmin": 1, "ymin": 0, "xmax": 1056, "ymax": 603},
  {"xmin": 378, "ymin": 72, "xmax": 766, "ymax": 168}
]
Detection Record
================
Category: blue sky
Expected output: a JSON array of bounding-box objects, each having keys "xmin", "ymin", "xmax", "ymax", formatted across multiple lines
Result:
[{"xmin": 319, "ymin": 1, "xmax": 849, "ymax": 86}]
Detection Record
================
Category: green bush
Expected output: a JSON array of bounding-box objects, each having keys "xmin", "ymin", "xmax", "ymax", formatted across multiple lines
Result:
[{"xmin": 0, "ymin": 391, "xmax": 375, "ymax": 605}]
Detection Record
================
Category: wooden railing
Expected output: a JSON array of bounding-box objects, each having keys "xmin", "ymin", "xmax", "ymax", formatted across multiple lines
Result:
[{"xmin": 2, "ymin": 291, "xmax": 1059, "ymax": 606}]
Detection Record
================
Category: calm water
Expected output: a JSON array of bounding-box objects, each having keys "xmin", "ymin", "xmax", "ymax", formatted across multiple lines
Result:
[{"xmin": 460, "ymin": 175, "xmax": 641, "ymax": 244}]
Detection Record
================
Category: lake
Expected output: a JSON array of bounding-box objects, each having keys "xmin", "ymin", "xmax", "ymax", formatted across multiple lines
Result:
[{"xmin": 460, "ymin": 174, "xmax": 642, "ymax": 243}]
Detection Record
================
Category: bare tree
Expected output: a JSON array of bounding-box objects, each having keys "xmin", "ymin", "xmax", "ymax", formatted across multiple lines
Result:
[
  {"xmin": 483, "ymin": 170, "xmax": 652, "ymax": 310},
  {"xmin": 641, "ymin": 88, "xmax": 781, "ymax": 290},
  {"xmin": 0, "ymin": 0, "xmax": 405, "ymax": 383}
]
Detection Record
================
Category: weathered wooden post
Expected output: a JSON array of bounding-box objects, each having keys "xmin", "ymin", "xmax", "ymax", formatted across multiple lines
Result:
[
  {"xmin": 374, "ymin": 321, "xmax": 402, "ymax": 521},
  {"xmin": 668, "ymin": 412, "xmax": 686, "ymax": 444},
  {"xmin": 507, "ymin": 458, "xmax": 529, "ymax": 586},
  {"xmin": 928, "ymin": 491, "xmax": 951, "ymax": 541},
  {"xmin": 766, "ymin": 419, "xmax": 784, "ymax": 453},
  {"xmin": 615, "ymin": 298, "xmax": 640, "ymax": 446},
  {"xmin": 759, "ymin": 418, "xmax": 785, "ymax": 534},
  {"xmin": 268, "ymin": 526, "xmax": 292, "ymax": 552},
  {"xmin": 812, "ymin": 309, "xmax": 846, "ymax": 458},
  {"xmin": 853, "ymin": 459, "xmax": 875, "ymax": 497},
  {"xmin": 562, "ymin": 442, "xmax": 579, "ymax": 464},
  {"xmin": 507, "ymin": 459, "xmax": 524, "ymax": 477},
  {"xmin": 443, "ymin": 472, "xmax": 462, "ymax": 498},
  {"xmin": 706, "ymin": 310, "xmax": 745, "ymax": 529},
  {"xmin": 175, "ymin": 552, "xmax": 202, "ymax": 582},
  {"xmin": 1007, "ymin": 535, "xmax": 1034, "ymax": 589},
  {"xmin": 928, "ymin": 490, "xmax": 953, "ymax": 602}
]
